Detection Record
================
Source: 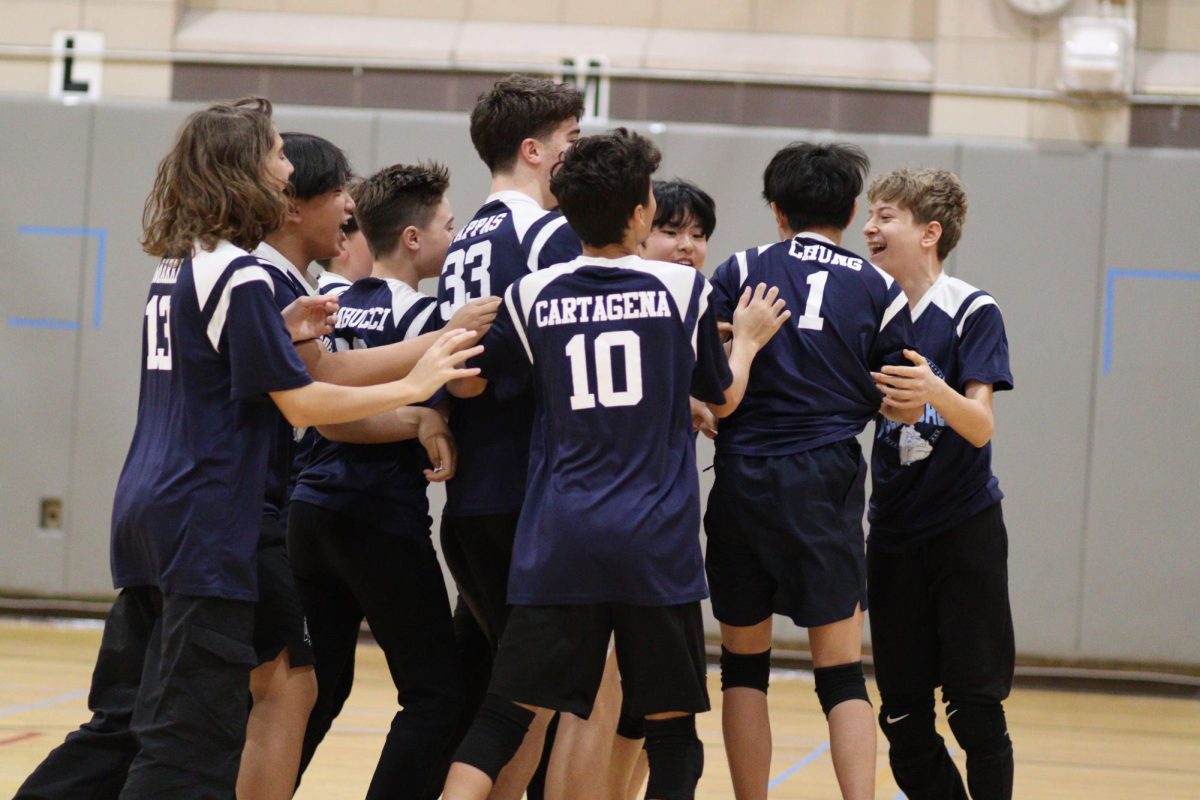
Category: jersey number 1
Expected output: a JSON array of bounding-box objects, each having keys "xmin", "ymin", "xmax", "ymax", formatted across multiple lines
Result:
[
  {"xmin": 144, "ymin": 294, "xmax": 171, "ymax": 371},
  {"xmin": 797, "ymin": 271, "xmax": 829, "ymax": 331},
  {"xmin": 565, "ymin": 331, "xmax": 643, "ymax": 410}
]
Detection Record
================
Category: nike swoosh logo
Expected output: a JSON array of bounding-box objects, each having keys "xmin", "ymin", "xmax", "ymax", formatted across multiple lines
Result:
[
  {"xmin": 885, "ymin": 714, "xmax": 910, "ymax": 724},
  {"xmin": 947, "ymin": 708, "xmax": 959, "ymax": 719}
]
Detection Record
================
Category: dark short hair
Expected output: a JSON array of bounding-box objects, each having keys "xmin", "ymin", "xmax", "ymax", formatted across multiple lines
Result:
[
  {"xmin": 353, "ymin": 162, "xmax": 450, "ymax": 259},
  {"xmin": 469, "ymin": 74, "xmax": 584, "ymax": 174},
  {"xmin": 652, "ymin": 179, "xmax": 716, "ymax": 238},
  {"xmin": 551, "ymin": 128, "xmax": 661, "ymax": 248},
  {"xmin": 762, "ymin": 142, "xmax": 869, "ymax": 233},
  {"xmin": 281, "ymin": 132, "xmax": 352, "ymax": 200}
]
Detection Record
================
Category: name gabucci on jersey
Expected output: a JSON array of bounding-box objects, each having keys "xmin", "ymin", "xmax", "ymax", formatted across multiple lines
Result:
[
  {"xmin": 534, "ymin": 290, "xmax": 673, "ymax": 328},
  {"xmin": 336, "ymin": 305, "xmax": 390, "ymax": 332}
]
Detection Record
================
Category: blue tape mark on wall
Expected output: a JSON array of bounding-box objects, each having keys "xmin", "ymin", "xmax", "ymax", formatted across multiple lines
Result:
[
  {"xmin": 1104, "ymin": 268, "xmax": 1200, "ymax": 374},
  {"xmin": 767, "ymin": 740, "xmax": 830, "ymax": 790},
  {"xmin": 8, "ymin": 226, "xmax": 108, "ymax": 331}
]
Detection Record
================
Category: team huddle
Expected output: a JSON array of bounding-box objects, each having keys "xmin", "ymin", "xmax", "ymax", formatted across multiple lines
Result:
[{"xmin": 16, "ymin": 75, "xmax": 1015, "ymax": 800}]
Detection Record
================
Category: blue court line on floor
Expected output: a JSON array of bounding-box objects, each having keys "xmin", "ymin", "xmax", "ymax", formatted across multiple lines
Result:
[
  {"xmin": 1104, "ymin": 268, "xmax": 1200, "ymax": 374},
  {"xmin": 0, "ymin": 689, "xmax": 87, "ymax": 719},
  {"xmin": 8, "ymin": 317, "xmax": 81, "ymax": 330},
  {"xmin": 767, "ymin": 739, "xmax": 830, "ymax": 790},
  {"xmin": 12, "ymin": 225, "xmax": 108, "ymax": 330}
]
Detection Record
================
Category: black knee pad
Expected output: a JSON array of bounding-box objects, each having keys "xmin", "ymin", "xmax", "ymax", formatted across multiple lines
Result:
[
  {"xmin": 946, "ymin": 701, "xmax": 1011, "ymax": 757},
  {"xmin": 720, "ymin": 646, "xmax": 771, "ymax": 693},
  {"xmin": 878, "ymin": 702, "xmax": 941, "ymax": 755},
  {"xmin": 452, "ymin": 694, "xmax": 535, "ymax": 782},
  {"xmin": 616, "ymin": 710, "xmax": 646, "ymax": 740},
  {"xmin": 644, "ymin": 715, "xmax": 704, "ymax": 800},
  {"xmin": 813, "ymin": 661, "xmax": 869, "ymax": 716}
]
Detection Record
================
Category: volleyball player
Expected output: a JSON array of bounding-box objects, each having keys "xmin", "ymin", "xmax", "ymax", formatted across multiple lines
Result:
[
  {"xmin": 14, "ymin": 97, "xmax": 480, "ymax": 800},
  {"xmin": 434, "ymin": 73, "xmax": 585, "ymax": 796},
  {"xmin": 441, "ymin": 128, "xmax": 789, "ymax": 800},
  {"xmin": 287, "ymin": 162, "xmax": 467, "ymax": 799},
  {"xmin": 543, "ymin": 177, "xmax": 720, "ymax": 800},
  {"xmin": 703, "ymin": 142, "xmax": 914, "ymax": 800},
  {"xmin": 865, "ymin": 168, "xmax": 1015, "ymax": 800}
]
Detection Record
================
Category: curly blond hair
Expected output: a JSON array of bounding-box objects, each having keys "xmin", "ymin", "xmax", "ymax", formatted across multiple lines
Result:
[{"xmin": 867, "ymin": 168, "xmax": 968, "ymax": 261}]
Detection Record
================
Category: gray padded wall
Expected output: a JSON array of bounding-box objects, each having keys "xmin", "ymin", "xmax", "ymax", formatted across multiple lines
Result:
[
  {"xmin": 956, "ymin": 145, "xmax": 1107, "ymax": 661},
  {"xmin": 1, "ymin": 97, "xmax": 1197, "ymax": 667},
  {"xmin": 1084, "ymin": 150, "xmax": 1200, "ymax": 664}
]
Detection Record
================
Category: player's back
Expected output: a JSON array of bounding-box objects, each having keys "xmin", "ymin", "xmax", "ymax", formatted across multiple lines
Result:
[
  {"xmin": 709, "ymin": 232, "xmax": 910, "ymax": 457},
  {"xmin": 112, "ymin": 241, "xmax": 309, "ymax": 599},
  {"xmin": 435, "ymin": 190, "xmax": 581, "ymax": 517},
  {"xmin": 292, "ymin": 277, "xmax": 439, "ymax": 527},
  {"xmin": 491, "ymin": 255, "xmax": 729, "ymax": 606}
]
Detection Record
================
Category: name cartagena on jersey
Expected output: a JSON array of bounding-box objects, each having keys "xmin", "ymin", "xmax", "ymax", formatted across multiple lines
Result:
[
  {"xmin": 434, "ymin": 190, "xmax": 582, "ymax": 517},
  {"xmin": 472, "ymin": 254, "xmax": 732, "ymax": 607}
]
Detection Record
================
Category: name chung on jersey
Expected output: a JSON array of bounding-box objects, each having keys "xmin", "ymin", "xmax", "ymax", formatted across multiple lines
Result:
[
  {"xmin": 534, "ymin": 289, "xmax": 673, "ymax": 328},
  {"xmin": 788, "ymin": 240, "xmax": 864, "ymax": 270}
]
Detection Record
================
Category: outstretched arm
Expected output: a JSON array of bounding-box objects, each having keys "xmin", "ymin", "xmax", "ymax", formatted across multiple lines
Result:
[
  {"xmin": 708, "ymin": 283, "xmax": 790, "ymax": 418},
  {"xmin": 272, "ymin": 329, "xmax": 481, "ymax": 428}
]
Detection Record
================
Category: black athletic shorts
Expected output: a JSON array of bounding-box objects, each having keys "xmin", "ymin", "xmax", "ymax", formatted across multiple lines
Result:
[
  {"xmin": 489, "ymin": 602, "xmax": 710, "ymax": 720},
  {"xmin": 704, "ymin": 438, "xmax": 867, "ymax": 629},
  {"xmin": 439, "ymin": 512, "xmax": 520, "ymax": 652},
  {"xmin": 253, "ymin": 515, "xmax": 314, "ymax": 667}
]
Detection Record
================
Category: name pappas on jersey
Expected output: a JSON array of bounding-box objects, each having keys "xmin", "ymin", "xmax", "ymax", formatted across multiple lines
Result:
[
  {"xmin": 709, "ymin": 232, "xmax": 913, "ymax": 457},
  {"xmin": 473, "ymin": 255, "xmax": 732, "ymax": 606},
  {"xmin": 435, "ymin": 190, "xmax": 582, "ymax": 516}
]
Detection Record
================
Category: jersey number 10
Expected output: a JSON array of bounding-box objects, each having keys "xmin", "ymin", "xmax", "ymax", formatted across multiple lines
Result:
[{"xmin": 565, "ymin": 331, "xmax": 643, "ymax": 410}]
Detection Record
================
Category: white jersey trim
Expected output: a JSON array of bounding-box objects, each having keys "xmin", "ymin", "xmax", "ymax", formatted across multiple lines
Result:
[
  {"xmin": 488, "ymin": 190, "xmax": 549, "ymax": 242},
  {"xmin": 253, "ymin": 242, "xmax": 317, "ymax": 297},
  {"xmin": 506, "ymin": 285, "xmax": 535, "ymax": 363},
  {"xmin": 192, "ymin": 240, "xmax": 250, "ymax": 310},
  {"xmin": 526, "ymin": 216, "xmax": 569, "ymax": 272},
  {"xmin": 956, "ymin": 295, "xmax": 997, "ymax": 337},
  {"xmin": 385, "ymin": 279, "xmax": 437, "ymax": 341},
  {"xmin": 205, "ymin": 266, "xmax": 272, "ymax": 351},
  {"xmin": 880, "ymin": 292, "xmax": 908, "ymax": 333}
]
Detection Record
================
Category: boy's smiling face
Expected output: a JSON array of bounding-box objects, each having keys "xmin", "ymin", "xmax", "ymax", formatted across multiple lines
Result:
[{"xmin": 864, "ymin": 199, "xmax": 928, "ymax": 274}]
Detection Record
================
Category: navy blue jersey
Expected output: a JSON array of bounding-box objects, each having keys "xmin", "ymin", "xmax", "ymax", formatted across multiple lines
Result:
[
  {"xmin": 436, "ymin": 190, "xmax": 582, "ymax": 516},
  {"xmin": 474, "ymin": 255, "xmax": 732, "ymax": 606},
  {"xmin": 709, "ymin": 232, "xmax": 913, "ymax": 456},
  {"xmin": 292, "ymin": 277, "xmax": 442, "ymax": 528},
  {"xmin": 869, "ymin": 273, "xmax": 1013, "ymax": 549},
  {"xmin": 110, "ymin": 242, "xmax": 312, "ymax": 601},
  {"xmin": 252, "ymin": 243, "xmax": 316, "ymax": 522},
  {"xmin": 287, "ymin": 269, "xmax": 354, "ymax": 505}
]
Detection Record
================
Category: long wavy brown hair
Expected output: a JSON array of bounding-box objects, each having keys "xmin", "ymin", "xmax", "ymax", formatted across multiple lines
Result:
[{"xmin": 141, "ymin": 97, "xmax": 289, "ymax": 258}]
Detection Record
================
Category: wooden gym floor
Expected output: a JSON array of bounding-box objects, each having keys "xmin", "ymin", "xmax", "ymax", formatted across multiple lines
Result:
[{"xmin": 1, "ymin": 618, "xmax": 1197, "ymax": 799}]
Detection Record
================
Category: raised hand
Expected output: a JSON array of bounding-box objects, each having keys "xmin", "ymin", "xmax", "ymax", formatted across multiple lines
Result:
[
  {"xmin": 731, "ymin": 282, "xmax": 790, "ymax": 350},
  {"xmin": 447, "ymin": 297, "xmax": 502, "ymax": 340},
  {"xmin": 282, "ymin": 293, "xmax": 339, "ymax": 342},
  {"xmin": 872, "ymin": 349, "xmax": 946, "ymax": 410},
  {"xmin": 404, "ymin": 328, "xmax": 483, "ymax": 402}
]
